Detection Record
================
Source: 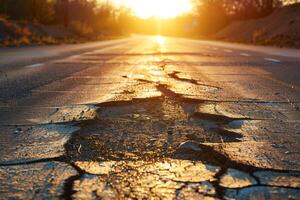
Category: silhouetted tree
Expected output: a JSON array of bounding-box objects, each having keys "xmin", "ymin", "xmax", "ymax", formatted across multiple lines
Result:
[
  {"xmin": 0, "ymin": 0, "xmax": 55, "ymax": 23},
  {"xmin": 196, "ymin": 0, "xmax": 229, "ymax": 35},
  {"xmin": 194, "ymin": 0, "xmax": 287, "ymax": 35},
  {"xmin": 56, "ymin": 0, "xmax": 70, "ymax": 27},
  {"xmin": 224, "ymin": 0, "xmax": 282, "ymax": 19}
]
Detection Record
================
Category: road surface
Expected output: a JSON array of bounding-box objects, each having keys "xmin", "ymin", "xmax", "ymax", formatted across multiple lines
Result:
[{"xmin": 0, "ymin": 35, "xmax": 300, "ymax": 199}]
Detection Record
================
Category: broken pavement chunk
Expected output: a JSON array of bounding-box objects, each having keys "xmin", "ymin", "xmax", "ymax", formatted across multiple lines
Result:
[
  {"xmin": 74, "ymin": 161, "xmax": 117, "ymax": 175},
  {"xmin": 254, "ymin": 171, "xmax": 300, "ymax": 188},
  {"xmin": 0, "ymin": 162, "xmax": 77, "ymax": 199},
  {"xmin": 43, "ymin": 105, "xmax": 98, "ymax": 124},
  {"xmin": 220, "ymin": 168, "xmax": 257, "ymax": 188},
  {"xmin": 73, "ymin": 159, "xmax": 220, "ymax": 199},
  {"xmin": 0, "ymin": 124, "xmax": 79, "ymax": 165}
]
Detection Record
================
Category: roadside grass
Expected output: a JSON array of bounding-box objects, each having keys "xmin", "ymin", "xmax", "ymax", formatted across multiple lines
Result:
[
  {"xmin": 0, "ymin": 16, "xmax": 32, "ymax": 38},
  {"xmin": 0, "ymin": 16, "xmax": 32, "ymax": 47},
  {"xmin": 0, "ymin": 18, "xmax": 123, "ymax": 47}
]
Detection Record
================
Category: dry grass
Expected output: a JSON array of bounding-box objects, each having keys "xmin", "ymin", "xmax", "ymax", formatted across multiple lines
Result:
[
  {"xmin": 1, "ymin": 37, "xmax": 30, "ymax": 47},
  {"xmin": 0, "ymin": 16, "xmax": 32, "ymax": 47},
  {"xmin": 0, "ymin": 17, "xmax": 121, "ymax": 47},
  {"xmin": 0, "ymin": 17, "xmax": 60, "ymax": 47},
  {"xmin": 0, "ymin": 16, "xmax": 31, "ymax": 39}
]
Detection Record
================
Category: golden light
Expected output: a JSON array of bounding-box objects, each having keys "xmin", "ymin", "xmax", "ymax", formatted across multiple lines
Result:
[
  {"xmin": 115, "ymin": 0, "xmax": 193, "ymax": 19},
  {"xmin": 154, "ymin": 35, "xmax": 166, "ymax": 45}
]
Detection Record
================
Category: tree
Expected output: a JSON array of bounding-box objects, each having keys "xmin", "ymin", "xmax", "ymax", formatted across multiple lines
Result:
[
  {"xmin": 56, "ymin": 0, "xmax": 69, "ymax": 27},
  {"xmin": 0, "ymin": 0, "xmax": 55, "ymax": 23},
  {"xmin": 196, "ymin": 0, "xmax": 230, "ymax": 35},
  {"xmin": 223, "ymin": 0, "xmax": 282, "ymax": 19}
]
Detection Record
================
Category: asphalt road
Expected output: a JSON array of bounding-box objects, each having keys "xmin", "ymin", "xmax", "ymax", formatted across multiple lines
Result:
[{"xmin": 0, "ymin": 35, "xmax": 300, "ymax": 199}]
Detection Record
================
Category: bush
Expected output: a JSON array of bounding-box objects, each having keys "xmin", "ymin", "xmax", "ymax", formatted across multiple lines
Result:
[
  {"xmin": 0, "ymin": 0, "xmax": 55, "ymax": 24},
  {"xmin": 69, "ymin": 21, "xmax": 94, "ymax": 38},
  {"xmin": 18, "ymin": 37, "xmax": 30, "ymax": 45},
  {"xmin": 0, "ymin": 17, "xmax": 31, "ymax": 40},
  {"xmin": 41, "ymin": 36, "xmax": 58, "ymax": 45},
  {"xmin": 1, "ymin": 37, "xmax": 30, "ymax": 47}
]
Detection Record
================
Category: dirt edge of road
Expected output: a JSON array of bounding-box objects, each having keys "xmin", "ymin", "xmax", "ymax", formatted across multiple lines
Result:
[{"xmin": 215, "ymin": 4, "xmax": 300, "ymax": 49}]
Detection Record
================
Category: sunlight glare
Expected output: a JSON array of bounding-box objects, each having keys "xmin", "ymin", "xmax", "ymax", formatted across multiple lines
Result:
[
  {"xmin": 154, "ymin": 35, "xmax": 166, "ymax": 45},
  {"xmin": 116, "ymin": 0, "xmax": 192, "ymax": 19}
]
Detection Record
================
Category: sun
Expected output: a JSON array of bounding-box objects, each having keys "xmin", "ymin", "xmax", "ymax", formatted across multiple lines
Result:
[{"xmin": 116, "ymin": 0, "xmax": 193, "ymax": 19}]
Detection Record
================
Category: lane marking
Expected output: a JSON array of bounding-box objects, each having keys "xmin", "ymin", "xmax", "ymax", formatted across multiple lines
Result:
[
  {"xmin": 264, "ymin": 58, "xmax": 281, "ymax": 63},
  {"xmin": 24, "ymin": 63, "xmax": 44, "ymax": 68},
  {"xmin": 224, "ymin": 49, "xmax": 233, "ymax": 53},
  {"xmin": 240, "ymin": 53, "xmax": 251, "ymax": 57}
]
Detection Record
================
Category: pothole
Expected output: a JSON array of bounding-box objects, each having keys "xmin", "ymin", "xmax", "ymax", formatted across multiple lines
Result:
[
  {"xmin": 61, "ymin": 81, "xmax": 300, "ymax": 199},
  {"xmin": 65, "ymin": 88, "xmax": 244, "ymax": 163}
]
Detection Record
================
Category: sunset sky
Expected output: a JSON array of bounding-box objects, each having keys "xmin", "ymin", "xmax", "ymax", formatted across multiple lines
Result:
[{"xmin": 109, "ymin": 0, "xmax": 193, "ymax": 19}]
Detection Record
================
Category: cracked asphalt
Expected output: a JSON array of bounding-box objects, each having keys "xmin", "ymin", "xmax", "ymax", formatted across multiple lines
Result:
[{"xmin": 0, "ymin": 36, "xmax": 300, "ymax": 199}]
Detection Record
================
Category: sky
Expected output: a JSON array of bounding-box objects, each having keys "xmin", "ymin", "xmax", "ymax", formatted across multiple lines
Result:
[{"xmin": 107, "ymin": 0, "xmax": 193, "ymax": 19}]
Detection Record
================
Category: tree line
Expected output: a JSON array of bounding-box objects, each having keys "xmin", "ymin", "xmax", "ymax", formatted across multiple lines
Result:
[
  {"xmin": 0, "ymin": 0, "xmax": 298, "ymax": 36},
  {"xmin": 195, "ymin": 0, "xmax": 299, "ymax": 35},
  {"xmin": 0, "ymin": 0, "xmax": 132, "ymax": 36}
]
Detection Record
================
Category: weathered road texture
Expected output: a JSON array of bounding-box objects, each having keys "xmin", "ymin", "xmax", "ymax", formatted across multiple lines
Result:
[{"xmin": 0, "ymin": 36, "xmax": 300, "ymax": 199}]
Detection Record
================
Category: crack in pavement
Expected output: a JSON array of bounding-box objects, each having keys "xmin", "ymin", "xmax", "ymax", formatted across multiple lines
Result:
[
  {"xmin": 62, "ymin": 80, "xmax": 300, "ymax": 199},
  {"xmin": 167, "ymin": 71, "xmax": 221, "ymax": 90},
  {"xmin": 61, "ymin": 162, "xmax": 88, "ymax": 200},
  {"xmin": 2, "ymin": 61, "xmax": 300, "ymax": 199},
  {"xmin": 0, "ymin": 157, "xmax": 62, "ymax": 167},
  {"xmin": 168, "ymin": 71, "xmax": 200, "ymax": 85}
]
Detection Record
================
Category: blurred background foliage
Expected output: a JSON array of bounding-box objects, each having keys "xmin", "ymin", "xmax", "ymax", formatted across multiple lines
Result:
[{"xmin": 0, "ymin": 0, "xmax": 299, "ymax": 41}]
